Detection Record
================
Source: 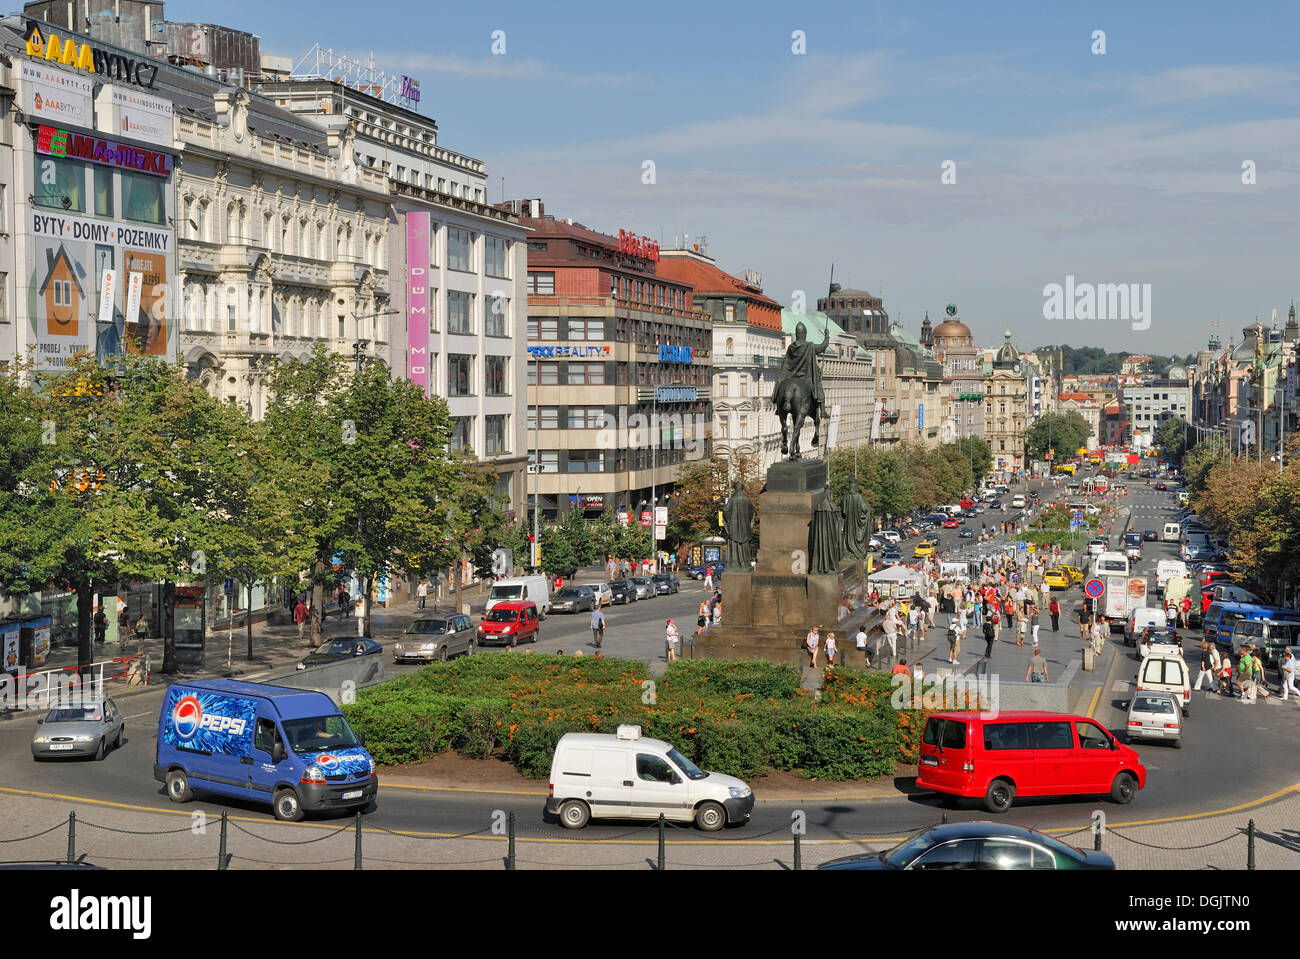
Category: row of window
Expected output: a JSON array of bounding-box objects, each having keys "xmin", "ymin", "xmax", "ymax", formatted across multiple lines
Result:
[
  {"xmin": 528, "ymin": 446, "xmax": 700, "ymax": 473},
  {"xmin": 527, "ymin": 403, "xmax": 711, "ymax": 430},
  {"xmin": 448, "ymin": 354, "xmax": 512, "ymax": 397},
  {"xmin": 527, "ymin": 361, "xmax": 709, "ymax": 388},
  {"xmin": 179, "ymin": 194, "xmax": 384, "ymax": 267},
  {"xmin": 525, "ymin": 272, "xmax": 690, "ymax": 312},
  {"xmin": 528, "ymin": 316, "xmax": 710, "ymax": 354},
  {"xmin": 36, "ymin": 156, "xmax": 164, "ymax": 224},
  {"xmin": 449, "ymin": 414, "xmax": 510, "ymax": 456}
]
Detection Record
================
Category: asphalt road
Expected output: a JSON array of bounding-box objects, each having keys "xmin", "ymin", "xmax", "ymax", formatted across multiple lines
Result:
[{"xmin": 4, "ymin": 474, "xmax": 1299, "ymax": 850}]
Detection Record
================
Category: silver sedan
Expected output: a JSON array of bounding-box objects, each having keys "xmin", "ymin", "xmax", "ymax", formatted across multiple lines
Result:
[{"xmin": 31, "ymin": 698, "xmax": 125, "ymax": 761}]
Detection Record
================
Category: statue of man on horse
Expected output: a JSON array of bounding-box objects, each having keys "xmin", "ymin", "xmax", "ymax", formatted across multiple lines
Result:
[{"xmin": 771, "ymin": 316, "xmax": 830, "ymax": 460}]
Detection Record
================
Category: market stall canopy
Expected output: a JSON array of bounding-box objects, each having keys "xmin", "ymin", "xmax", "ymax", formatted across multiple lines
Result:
[{"xmin": 868, "ymin": 565, "xmax": 924, "ymax": 584}]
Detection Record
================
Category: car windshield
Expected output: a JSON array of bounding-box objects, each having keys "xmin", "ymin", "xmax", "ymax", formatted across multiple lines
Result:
[
  {"xmin": 45, "ymin": 706, "xmax": 103, "ymax": 723},
  {"xmin": 489, "ymin": 585, "xmax": 523, "ymax": 599},
  {"xmin": 313, "ymin": 639, "xmax": 363, "ymax": 656},
  {"xmin": 405, "ymin": 619, "xmax": 449, "ymax": 634},
  {"xmin": 558, "ymin": 589, "xmax": 586, "ymax": 599},
  {"xmin": 666, "ymin": 747, "xmax": 709, "ymax": 781},
  {"xmin": 1134, "ymin": 695, "xmax": 1176, "ymax": 714},
  {"xmin": 485, "ymin": 609, "xmax": 521, "ymax": 623},
  {"xmin": 653, "ymin": 575, "xmax": 672, "ymax": 582},
  {"xmin": 882, "ymin": 830, "xmax": 941, "ymax": 867},
  {"xmin": 633, "ymin": 578, "xmax": 651, "ymax": 585},
  {"xmin": 282, "ymin": 714, "xmax": 362, "ymax": 754}
]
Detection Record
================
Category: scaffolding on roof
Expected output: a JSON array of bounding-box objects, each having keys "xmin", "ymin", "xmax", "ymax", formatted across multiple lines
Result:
[{"xmin": 292, "ymin": 44, "xmax": 422, "ymax": 111}]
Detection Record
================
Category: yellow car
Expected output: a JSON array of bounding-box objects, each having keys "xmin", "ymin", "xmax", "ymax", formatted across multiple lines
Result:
[
  {"xmin": 913, "ymin": 541, "xmax": 937, "ymax": 558},
  {"xmin": 1060, "ymin": 565, "xmax": 1084, "ymax": 584},
  {"xmin": 1042, "ymin": 568, "xmax": 1070, "ymax": 590}
]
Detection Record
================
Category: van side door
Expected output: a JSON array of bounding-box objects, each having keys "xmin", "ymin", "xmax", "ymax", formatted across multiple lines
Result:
[
  {"xmin": 250, "ymin": 716, "xmax": 291, "ymax": 799},
  {"xmin": 588, "ymin": 748, "xmax": 632, "ymax": 818},
  {"xmin": 980, "ymin": 722, "xmax": 1037, "ymax": 795},
  {"xmin": 1028, "ymin": 720, "xmax": 1077, "ymax": 796},
  {"xmin": 1074, "ymin": 720, "xmax": 1120, "ymax": 791},
  {"xmin": 631, "ymin": 751, "xmax": 693, "ymax": 823}
]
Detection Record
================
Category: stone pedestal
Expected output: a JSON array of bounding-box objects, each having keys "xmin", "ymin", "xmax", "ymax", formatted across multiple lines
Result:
[{"xmin": 696, "ymin": 459, "xmax": 878, "ymax": 667}]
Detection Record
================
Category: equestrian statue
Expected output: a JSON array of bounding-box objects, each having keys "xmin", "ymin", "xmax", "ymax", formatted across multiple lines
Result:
[{"xmin": 771, "ymin": 316, "xmax": 830, "ymax": 460}]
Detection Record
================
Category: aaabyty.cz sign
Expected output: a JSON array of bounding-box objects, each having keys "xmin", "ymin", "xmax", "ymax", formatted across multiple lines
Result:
[{"xmin": 24, "ymin": 20, "xmax": 160, "ymax": 90}]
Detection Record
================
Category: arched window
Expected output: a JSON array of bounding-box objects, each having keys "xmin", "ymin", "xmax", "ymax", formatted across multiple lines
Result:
[
  {"xmin": 196, "ymin": 200, "xmax": 210, "ymax": 242},
  {"xmin": 225, "ymin": 203, "xmax": 237, "ymax": 243},
  {"xmin": 316, "ymin": 222, "xmax": 327, "ymax": 259},
  {"xmin": 264, "ymin": 212, "xmax": 274, "ymax": 250}
]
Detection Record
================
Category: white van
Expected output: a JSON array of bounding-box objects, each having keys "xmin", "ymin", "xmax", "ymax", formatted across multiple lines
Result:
[
  {"xmin": 485, "ymin": 576, "xmax": 552, "ymax": 617},
  {"xmin": 1155, "ymin": 560, "xmax": 1188, "ymax": 591},
  {"xmin": 1136, "ymin": 656, "xmax": 1190, "ymax": 716},
  {"xmin": 547, "ymin": 725, "xmax": 754, "ymax": 831},
  {"xmin": 1162, "ymin": 523, "xmax": 1181, "ymax": 542},
  {"xmin": 1093, "ymin": 551, "xmax": 1130, "ymax": 578}
]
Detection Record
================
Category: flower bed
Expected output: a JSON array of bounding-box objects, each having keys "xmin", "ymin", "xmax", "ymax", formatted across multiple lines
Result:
[{"xmin": 343, "ymin": 658, "xmax": 951, "ymax": 781}]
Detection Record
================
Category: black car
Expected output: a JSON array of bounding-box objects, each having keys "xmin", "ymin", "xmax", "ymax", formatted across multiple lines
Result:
[
  {"xmin": 652, "ymin": 574, "xmax": 680, "ymax": 595},
  {"xmin": 297, "ymin": 636, "xmax": 383, "ymax": 670},
  {"xmin": 818, "ymin": 822, "xmax": 1114, "ymax": 870},
  {"xmin": 958, "ymin": 528, "xmax": 974, "ymax": 538},
  {"xmin": 552, "ymin": 586, "xmax": 597, "ymax": 613},
  {"xmin": 881, "ymin": 548, "xmax": 903, "ymax": 564},
  {"xmin": 1142, "ymin": 529, "xmax": 1158, "ymax": 542},
  {"xmin": 607, "ymin": 579, "xmax": 639, "ymax": 604}
]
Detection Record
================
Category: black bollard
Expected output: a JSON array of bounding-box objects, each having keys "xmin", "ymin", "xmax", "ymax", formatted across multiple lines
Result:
[
  {"xmin": 794, "ymin": 831, "xmax": 802, "ymax": 871},
  {"xmin": 506, "ymin": 811, "xmax": 516, "ymax": 871},
  {"xmin": 1247, "ymin": 819, "xmax": 1255, "ymax": 870},
  {"xmin": 219, "ymin": 811, "xmax": 228, "ymax": 870},
  {"xmin": 657, "ymin": 814, "xmax": 666, "ymax": 871},
  {"xmin": 354, "ymin": 812, "xmax": 362, "ymax": 870},
  {"xmin": 66, "ymin": 811, "xmax": 75, "ymax": 865}
]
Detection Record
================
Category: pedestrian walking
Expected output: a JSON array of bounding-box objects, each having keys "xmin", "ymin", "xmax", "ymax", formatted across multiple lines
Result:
[
  {"xmin": 93, "ymin": 608, "xmax": 107, "ymax": 645},
  {"xmin": 1015, "ymin": 612, "xmax": 1027, "ymax": 647},
  {"xmin": 909, "ymin": 602, "xmax": 925, "ymax": 645},
  {"xmin": 417, "ymin": 577, "xmax": 429, "ymax": 610},
  {"xmin": 855, "ymin": 624, "xmax": 870, "ymax": 667},
  {"xmin": 1092, "ymin": 617, "xmax": 1107, "ymax": 656},
  {"xmin": 665, "ymin": 619, "xmax": 680, "ymax": 663},
  {"xmin": 590, "ymin": 607, "xmax": 606, "ymax": 649},
  {"xmin": 697, "ymin": 599, "xmax": 710, "ymax": 633},
  {"xmin": 1219, "ymin": 650, "xmax": 1235, "ymax": 697},
  {"xmin": 982, "ymin": 613, "xmax": 996, "ymax": 658},
  {"xmin": 294, "ymin": 598, "xmax": 310, "ymax": 645},
  {"xmin": 1030, "ymin": 602, "xmax": 1041, "ymax": 645},
  {"xmin": 1237, "ymin": 653, "xmax": 1255, "ymax": 703},
  {"xmin": 1250, "ymin": 645, "xmax": 1270, "ymax": 699},
  {"xmin": 1049, "ymin": 597, "xmax": 1060, "ymax": 632},
  {"xmin": 882, "ymin": 604, "xmax": 901, "ymax": 659},
  {"xmin": 806, "ymin": 626, "xmax": 821, "ymax": 669},
  {"xmin": 1193, "ymin": 640, "xmax": 1218, "ymax": 692},
  {"xmin": 704, "ymin": 566, "xmax": 715, "ymax": 591},
  {"xmin": 1179, "ymin": 595, "xmax": 1192, "ymax": 630},
  {"xmin": 946, "ymin": 614, "xmax": 961, "ymax": 664},
  {"xmin": 825, "ymin": 632, "xmax": 838, "ymax": 668},
  {"xmin": 1026, "ymin": 648, "xmax": 1049, "ymax": 683},
  {"xmin": 1280, "ymin": 649, "xmax": 1299, "ymax": 702}
]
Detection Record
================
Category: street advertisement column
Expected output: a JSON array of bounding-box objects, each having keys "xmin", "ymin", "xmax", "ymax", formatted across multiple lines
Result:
[{"xmin": 406, "ymin": 210, "xmax": 430, "ymax": 395}]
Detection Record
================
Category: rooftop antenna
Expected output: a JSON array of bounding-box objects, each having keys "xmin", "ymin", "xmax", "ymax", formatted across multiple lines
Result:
[{"xmin": 828, "ymin": 263, "xmax": 835, "ymax": 297}]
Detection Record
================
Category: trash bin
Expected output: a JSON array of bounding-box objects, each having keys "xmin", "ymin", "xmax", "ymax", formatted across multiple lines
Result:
[{"xmin": 1082, "ymin": 645, "xmax": 1095, "ymax": 671}]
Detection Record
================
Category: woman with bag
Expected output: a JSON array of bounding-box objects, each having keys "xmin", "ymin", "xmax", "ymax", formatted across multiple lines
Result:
[{"xmin": 1049, "ymin": 597, "xmax": 1060, "ymax": 631}]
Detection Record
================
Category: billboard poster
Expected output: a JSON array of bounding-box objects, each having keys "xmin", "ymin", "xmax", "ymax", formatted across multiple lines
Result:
[
  {"xmin": 108, "ymin": 86, "xmax": 174, "ymax": 147},
  {"xmin": 28, "ymin": 210, "xmax": 173, "ymax": 370},
  {"xmin": 19, "ymin": 61, "xmax": 92, "ymax": 127},
  {"xmin": 405, "ymin": 210, "xmax": 430, "ymax": 396},
  {"xmin": 1, "ymin": 623, "xmax": 20, "ymax": 674}
]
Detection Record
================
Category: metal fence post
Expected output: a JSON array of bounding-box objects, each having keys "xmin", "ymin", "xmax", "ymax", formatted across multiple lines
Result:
[
  {"xmin": 793, "ymin": 831, "xmax": 801, "ymax": 871},
  {"xmin": 218, "ymin": 811, "xmax": 228, "ymax": 870},
  {"xmin": 66, "ymin": 811, "xmax": 75, "ymax": 865},
  {"xmin": 354, "ymin": 812, "xmax": 362, "ymax": 870},
  {"xmin": 506, "ymin": 811, "xmax": 516, "ymax": 871},
  {"xmin": 1094, "ymin": 826, "xmax": 1102, "ymax": 852},
  {"xmin": 657, "ymin": 814, "xmax": 666, "ymax": 871},
  {"xmin": 1247, "ymin": 819, "xmax": 1255, "ymax": 870}
]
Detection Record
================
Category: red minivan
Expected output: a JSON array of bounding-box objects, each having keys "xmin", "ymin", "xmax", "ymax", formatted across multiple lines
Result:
[
  {"xmin": 476, "ymin": 601, "xmax": 540, "ymax": 647},
  {"xmin": 916, "ymin": 711, "xmax": 1146, "ymax": 814}
]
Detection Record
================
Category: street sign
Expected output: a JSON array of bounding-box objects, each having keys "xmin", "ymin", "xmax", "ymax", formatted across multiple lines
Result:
[
  {"xmin": 223, "ymin": 578, "xmax": 235, "ymax": 594},
  {"xmin": 1017, "ymin": 541, "xmax": 1027, "ymax": 552},
  {"xmin": 1085, "ymin": 578, "xmax": 1105, "ymax": 598}
]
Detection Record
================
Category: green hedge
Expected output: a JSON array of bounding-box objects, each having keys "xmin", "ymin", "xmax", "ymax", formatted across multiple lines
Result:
[{"xmin": 342, "ymin": 657, "xmax": 948, "ymax": 781}]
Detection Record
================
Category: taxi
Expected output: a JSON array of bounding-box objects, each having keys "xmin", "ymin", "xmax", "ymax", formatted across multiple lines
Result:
[
  {"xmin": 1042, "ymin": 568, "xmax": 1071, "ymax": 590},
  {"xmin": 1059, "ymin": 565, "xmax": 1084, "ymax": 584},
  {"xmin": 913, "ymin": 540, "xmax": 937, "ymax": 558}
]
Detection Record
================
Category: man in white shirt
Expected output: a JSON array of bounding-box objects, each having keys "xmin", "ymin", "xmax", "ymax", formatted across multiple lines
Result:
[
  {"xmin": 855, "ymin": 625, "xmax": 870, "ymax": 667},
  {"xmin": 882, "ymin": 603, "xmax": 901, "ymax": 660}
]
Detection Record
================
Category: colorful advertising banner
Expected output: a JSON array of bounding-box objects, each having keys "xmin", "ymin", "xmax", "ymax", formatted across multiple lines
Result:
[
  {"xmin": 405, "ymin": 210, "xmax": 430, "ymax": 396},
  {"xmin": 37, "ymin": 124, "xmax": 173, "ymax": 176},
  {"xmin": 19, "ymin": 61, "xmax": 92, "ymax": 127},
  {"xmin": 108, "ymin": 86, "xmax": 174, "ymax": 147},
  {"xmin": 28, "ymin": 210, "xmax": 173, "ymax": 371}
]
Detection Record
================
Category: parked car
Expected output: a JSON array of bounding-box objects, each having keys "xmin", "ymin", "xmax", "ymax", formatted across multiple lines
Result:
[
  {"xmin": 298, "ymin": 637, "xmax": 383, "ymax": 670},
  {"xmin": 1042, "ymin": 568, "xmax": 1070, "ymax": 590},
  {"xmin": 393, "ymin": 615, "xmax": 475, "ymax": 662},
  {"xmin": 476, "ymin": 600, "xmax": 540, "ymax": 647},
  {"xmin": 882, "ymin": 548, "xmax": 903, "ymax": 565},
  {"xmin": 31, "ymin": 698, "xmax": 124, "ymax": 761},
  {"xmin": 651, "ymin": 574, "xmax": 681, "ymax": 595},
  {"xmin": 818, "ymin": 821, "xmax": 1115, "ymax": 870},
  {"xmin": 590, "ymin": 582, "xmax": 614, "ymax": 607},
  {"xmin": 608, "ymin": 579, "xmax": 639, "ymax": 604},
  {"xmin": 631, "ymin": 577, "xmax": 656, "ymax": 600},
  {"xmin": 868, "ymin": 536, "xmax": 883, "ymax": 551},
  {"xmin": 552, "ymin": 587, "xmax": 597, "ymax": 614},
  {"xmin": 882, "ymin": 530, "xmax": 902, "ymax": 544},
  {"xmin": 1126, "ymin": 691, "xmax": 1183, "ymax": 748}
]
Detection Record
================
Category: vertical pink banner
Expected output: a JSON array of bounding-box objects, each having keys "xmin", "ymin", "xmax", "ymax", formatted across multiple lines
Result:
[{"xmin": 406, "ymin": 210, "xmax": 431, "ymax": 395}]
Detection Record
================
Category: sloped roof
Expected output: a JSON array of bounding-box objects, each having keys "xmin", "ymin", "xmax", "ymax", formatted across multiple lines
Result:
[{"xmin": 655, "ymin": 255, "xmax": 781, "ymax": 309}]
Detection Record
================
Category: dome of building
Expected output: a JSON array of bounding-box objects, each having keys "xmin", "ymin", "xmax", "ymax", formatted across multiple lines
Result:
[
  {"xmin": 993, "ymin": 330, "xmax": 1020, "ymax": 369},
  {"xmin": 1166, "ymin": 364, "xmax": 1188, "ymax": 381},
  {"xmin": 1231, "ymin": 324, "xmax": 1264, "ymax": 363},
  {"xmin": 932, "ymin": 318, "xmax": 973, "ymax": 347}
]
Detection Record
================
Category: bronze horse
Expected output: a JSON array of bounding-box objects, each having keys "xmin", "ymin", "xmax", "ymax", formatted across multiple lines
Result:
[{"xmin": 773, "ymin": 374, "xmax": 819, "ymax": 460}]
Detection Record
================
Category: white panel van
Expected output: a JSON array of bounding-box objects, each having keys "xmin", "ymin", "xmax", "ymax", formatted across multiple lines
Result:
[
  {"xmin": 485, "ymin": 576, "xmax": 552, "ymax": 617},
  {"xmin": 547, "ymin": 725, "xmax": 754, "ymax": 831}
]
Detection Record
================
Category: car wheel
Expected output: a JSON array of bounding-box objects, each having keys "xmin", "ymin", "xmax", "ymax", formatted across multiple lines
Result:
[
  {"xmin": 1110, "ymin": 772, "xmax": 1137, "ymax": 804},
  {"xmin": 696, "ymin": 801, "xmax": 726, "ymax": 831},
  {"xmin": 438, "ymin": 645, "xmax": 448, "ymax": 662},
  {"xmin": 983, "ymin": 778, "xmax": 1015, "ymax": 813},
  {"xmin": 509, "ymin": 634, "xmax": 517, "ymax": 648},
  {"xmin": 559, "ymin": 799, "xmax": 590, "ymax": 829},
  {"xmin": 94, "ymin": 737, "xmax": 105, "ymax": 761},
  {"xmin": 465, "ymin": 639, "xmax": 474, "ymax": 657},
  {"xmin": 274, "ymin": 787, "xmax": 305, "ymax": 822},
  {"xmin": 166, "ymin": 769, "xmax": 192, "ymax": 803},
  {"xmin": 115, "ymin": 726, "xmax": 124, "ymax": 750},
  {"xmin": 1173, "ymin": 737, "xmax": 1182, "ymax": 749},
  {"xmin": 532, "ymin": 629, "xmax": 539, "ymax": 644}
]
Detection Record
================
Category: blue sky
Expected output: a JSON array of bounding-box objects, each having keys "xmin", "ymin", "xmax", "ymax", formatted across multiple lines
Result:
[{"xmin": 172, "ymin": 0, "xmax": 1300, "ymax": 354}]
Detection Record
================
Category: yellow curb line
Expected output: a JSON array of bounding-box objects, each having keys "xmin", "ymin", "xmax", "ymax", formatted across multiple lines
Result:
[{"xmin": 1086, "ymin": 684, "xmax": 1102, "ymax": 718}]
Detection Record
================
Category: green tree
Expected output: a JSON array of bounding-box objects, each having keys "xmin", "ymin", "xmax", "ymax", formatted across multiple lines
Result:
[
  {"xmin": 1154, "ymin": 416, "xmax": 1194, "ymax": 462},
  {"xmin": 1026, "ymin": 412, "xmax": 1091, "ymax": 460},
  {"xmin": 540, "ymin": 507, "xmax": 596, "ymax": 572},
  {"xmin": 828, "ymin": 445, "xmax": 914, "ymax": 523}
]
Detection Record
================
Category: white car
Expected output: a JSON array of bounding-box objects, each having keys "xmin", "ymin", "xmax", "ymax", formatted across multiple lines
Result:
[
  {"xmin": 868, "ymin": 536, "xmax": 883, "ymax": 550},
  {"xmin": 881, "ymin": 530, "xmax": 902, "ymax": 545},
  {"xmin": 1126, "ymin": 691, "xmax": 1183, "ymax": 748},
  {"xmin": 589, "ymin": 583, "xmax": 614, "ymax": 607},
  {"xmin": 1087, "ymin": 539, "xmax": 1108, "ymax": 556}
]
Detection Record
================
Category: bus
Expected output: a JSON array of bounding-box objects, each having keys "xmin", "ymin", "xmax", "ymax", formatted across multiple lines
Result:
[{"xmin": 1052, "ymin": 463, "xmax": 1077, "ymax": 476}]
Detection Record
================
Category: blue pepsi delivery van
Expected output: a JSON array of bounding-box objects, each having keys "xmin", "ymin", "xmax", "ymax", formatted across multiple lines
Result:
[{"xmin": 154, "ymin": 680, "xmax": 378, "ymax": 822}]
